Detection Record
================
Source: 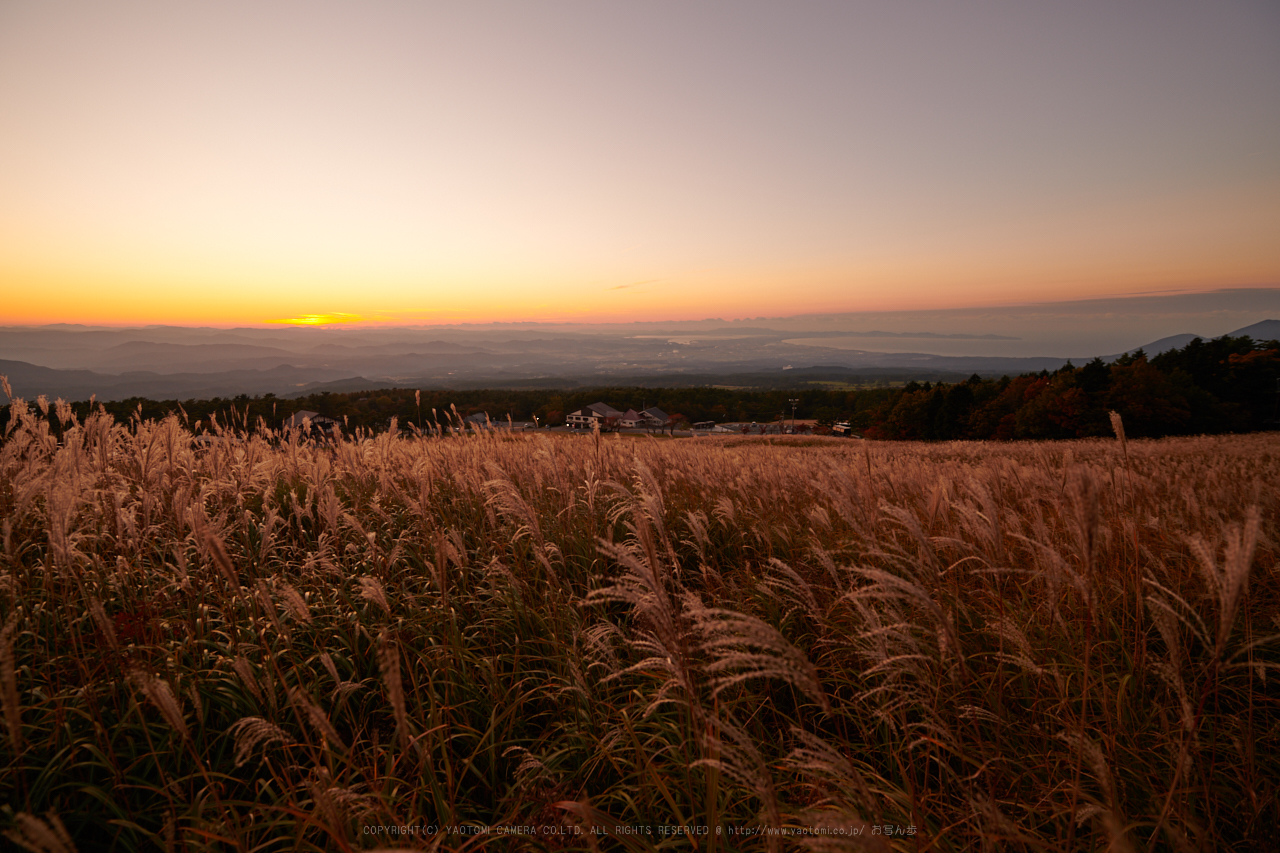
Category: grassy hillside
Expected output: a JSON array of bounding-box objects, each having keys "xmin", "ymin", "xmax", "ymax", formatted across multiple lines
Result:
[{"xmin": 1, "ymin": 398, "xmax": 1277, "ymax": 851}]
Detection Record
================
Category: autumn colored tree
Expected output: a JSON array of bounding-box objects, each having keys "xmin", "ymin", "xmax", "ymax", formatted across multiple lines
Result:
[{"xmin": 1105, "ymin": 355, "xmax": 1192, "ymax": 436}]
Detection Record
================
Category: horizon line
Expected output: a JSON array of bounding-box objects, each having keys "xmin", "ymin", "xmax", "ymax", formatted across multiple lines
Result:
[{"xmin": 3, "ymin": 285, "xmax": 1277, "ymax": 331}]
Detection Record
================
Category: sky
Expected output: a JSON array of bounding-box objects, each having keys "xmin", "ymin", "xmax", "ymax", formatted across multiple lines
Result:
[{"xmin": 1, "ymin": 0, "xmax": 1278, "ymax": 328}]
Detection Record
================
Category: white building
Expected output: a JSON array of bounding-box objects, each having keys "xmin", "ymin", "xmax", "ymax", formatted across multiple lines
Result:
[{"xmin": 566, "ymin": 402, "xmax": 624, "ymax": 429}]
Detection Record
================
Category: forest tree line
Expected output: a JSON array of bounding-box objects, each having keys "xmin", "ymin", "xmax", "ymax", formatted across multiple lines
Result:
[
  {"xmin": 864, "ymin": 334, "xmax": 1278, "ymax": 440},
  {"xmin": 4, "ymin": 334, "xmax": 1277, "ymax": 440}
]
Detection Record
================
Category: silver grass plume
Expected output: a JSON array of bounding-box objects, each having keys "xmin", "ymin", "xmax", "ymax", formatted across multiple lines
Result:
[
  {"xmin": 377, "ymin": 629, "xmax": 410, "ymax": 749},
  {"xmin": 1189, "ymin": 506, "xmax": 1261, "ymax": 660},
  {"xmin": 692, "ymin": 717, "xmax": 783, "ymax": 845},
  {"xmin": 288, "ymin": 687, "xmax": 347, "ymax": 753},
  {"xmin": 128, "ymin": 668, "xmax": 189, "ymax": 742},
  {"xmin": 278, "ymin": 583, "xmax": 312, "ymax": 624},
  {"xmin": 587, "ymin": 538, "xmax": 701, "ymax": 722},
  {"xmin": 1056, "ymin": 729, "xmax": 1136, "ymax": 853},
  {"xmin": 357, "ymin": 576, "xmax": 390, "ymax": 616},
  {"xmin": 232, "ymin": 656, "xmax": 266, "ymax": 706},
  {"xmin": 482, "ymin": 461, "xmax": 560, "ymax": 578},
  {"xmin": 760, "ymin": 558, "xmax": 824, "ymax": 624},
  {"xmin": 503, "ymin": 744, "xmax": 558, "ymax": 792},
  {"xmin": 687, "ymin": 592, "xmax": 830, "ymax": 712},
  {"xmin": 228, "ymin": 717, "xmax": 288, "ymax": 767},
  {"xmin": 782, "ymin": 726, "xmax": 880, "ymax": 816},
  {"xmin": 3, "ymin": 812, "xmax": 78, "ymax": 853},
  {"xmin": 844, "ymin": 565, "xmax": 964, "ymax": 672}
]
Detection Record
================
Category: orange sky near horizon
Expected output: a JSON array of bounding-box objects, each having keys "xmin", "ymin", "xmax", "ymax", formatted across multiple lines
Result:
[{"xmin": 2, "ymin": 1, "xmax": 1278, "ymax": 328}]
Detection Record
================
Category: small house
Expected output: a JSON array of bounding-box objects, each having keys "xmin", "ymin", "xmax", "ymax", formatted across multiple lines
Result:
[
  {"xmin": 639, "ymin": 407, "xmax": 669, "ymax": 429},
  {"xmin": 284, "ymin": 410, "xmax": 340, "ymax": 435}
]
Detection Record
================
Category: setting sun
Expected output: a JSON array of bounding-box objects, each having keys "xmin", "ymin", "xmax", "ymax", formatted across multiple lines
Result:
[{"xmin": 268, "ymin": 313, "xmax": 365, "ymax": 326}]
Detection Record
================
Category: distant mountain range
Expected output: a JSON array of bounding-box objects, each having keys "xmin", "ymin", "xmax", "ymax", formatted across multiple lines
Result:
[
  {"xmin": 1103, "ymin": 319, "xmax": 1280, "ymax": 359},
  {"xmin": 1, "ymin": 318, "xmax": 1276, "ymax": 403}
]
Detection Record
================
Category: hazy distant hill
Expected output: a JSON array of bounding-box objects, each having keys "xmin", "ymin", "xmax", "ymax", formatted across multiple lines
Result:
[
  {"xmin": 1229, "ymin": 319, "xmax": 1280, "ymax": 341},
  {"xmin": 1106, "ymin": 334, "xmax": 1201, "ymax": 359},
  {"xmin": 1, "ymin": 310, "xmax": 1277, "ymax": 402},
  {"xmin": 0, "ymin": 359, "xmax": 358, "ymax": 402}
]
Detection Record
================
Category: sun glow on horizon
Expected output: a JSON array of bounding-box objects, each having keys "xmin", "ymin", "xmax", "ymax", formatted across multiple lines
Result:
[{"xmin": 268, "ymin": 313, "xmax": 365, "ymax": 326}]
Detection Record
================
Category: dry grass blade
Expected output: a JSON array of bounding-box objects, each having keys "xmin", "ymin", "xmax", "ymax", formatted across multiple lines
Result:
[
  {"xmin": 0, "ymin": 396, "xmax": 1276, "ymax": 850},
  {"xmin": 1, "ymin": 614, "xmax": 21, "ymax": 755}
]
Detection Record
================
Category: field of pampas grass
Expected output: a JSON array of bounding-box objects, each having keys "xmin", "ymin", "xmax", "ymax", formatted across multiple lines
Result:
[{"xmin": 1, "ymin": 395, "xmax": 1278, "ymax": 852}]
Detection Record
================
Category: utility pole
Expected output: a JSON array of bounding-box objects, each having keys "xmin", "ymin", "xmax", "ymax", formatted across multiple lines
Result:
[{"xmin": 789, "ymin": 398, "xmax": 799, "ymax": 434}]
